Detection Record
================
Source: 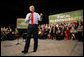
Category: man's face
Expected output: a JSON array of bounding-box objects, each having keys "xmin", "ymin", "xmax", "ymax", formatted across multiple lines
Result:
[{"xmin": 29, "ymin": 5, "xmax": 35, "ymax": 12}]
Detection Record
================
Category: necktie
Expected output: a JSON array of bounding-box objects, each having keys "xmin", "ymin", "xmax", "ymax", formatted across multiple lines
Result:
[{"xmin": 31, "ymin": 13, "xmax": 33, "ymax": 25}]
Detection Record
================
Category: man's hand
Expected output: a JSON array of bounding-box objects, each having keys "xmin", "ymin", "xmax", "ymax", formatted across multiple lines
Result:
[
  {"xmin": 29, "ymin": 14, "xmax": 32, "ymax": 18},
  {"xmin": 40, "ymin": 13, "xmax": 43, "ymax": 17}
]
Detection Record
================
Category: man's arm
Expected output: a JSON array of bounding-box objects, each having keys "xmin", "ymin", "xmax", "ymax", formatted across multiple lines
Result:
[
  {"xmin": 25, "ymin": 13, "xmax": 31, "ymax": 23},
  {"xmin": 37, "ymin": 13, "xmax": 43, "ymax": 21}
]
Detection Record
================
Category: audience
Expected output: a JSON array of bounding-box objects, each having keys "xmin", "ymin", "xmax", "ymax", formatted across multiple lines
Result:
[
  {"xmin": 38, "ymin": 21, "xmax": 83, "ymax": 41},
  {"xmin": 1, "ymin": 21, "xmax": 83, "ymax": 41},
  {"xmin": 1, "ymin": 26, "xmax": 15, "ymax": 40}
]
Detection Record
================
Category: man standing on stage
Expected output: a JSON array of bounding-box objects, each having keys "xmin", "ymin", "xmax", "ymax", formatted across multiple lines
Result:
[{"xmin": 22, "ymin": 5, "xmax": 43, "ymax": 54}]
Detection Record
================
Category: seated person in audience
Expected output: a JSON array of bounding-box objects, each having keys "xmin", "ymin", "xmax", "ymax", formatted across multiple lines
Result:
[
  {"xmin": 39, "ymin": 27, "xmax": 46, "ymax": 39},
  {"xmin": 77, "ymin": 24, "xmax": 83, "ymax": 41},
  {"xmin": 38, "ymin": 28, "xmax": 42, "ymax": 39},
  {"xmin": 56, "ymin": 27, "xmax": 61, "ymax": 40},
  {"xmin": 65, "ymin": 27, "xmax": 70, "ymax": 40},
  {"xmin": 51, "ymin": 27, "xmax": 54, "ymax": 40},
  {"xmin": 45, "ymin": 27, "xmax": 49, "ymax": 39},
  {"xmin": 60, "ymin": 26, "xmax": 65, "ymax": 40},
  {"xmin": 70, "ymin": 27, "xmax": 77, "ymax": 40},
  {"xmin": 51, "ymin": 26, "xmax": 56, "ymax": 40},
  {"xmin": 48, "ymin": 27, "xmax": 51, "ymax": 39}
]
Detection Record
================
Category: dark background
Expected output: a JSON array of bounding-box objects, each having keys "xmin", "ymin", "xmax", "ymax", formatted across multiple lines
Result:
[{"xmin": 0, "ymin": 0, "xmax": 83, "ymax": 28}]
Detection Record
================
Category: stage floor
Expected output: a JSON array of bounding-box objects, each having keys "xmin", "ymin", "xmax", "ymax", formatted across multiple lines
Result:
[{"xmin": 1, "ymin": 38, "xmax": 83, "ymax": 56}]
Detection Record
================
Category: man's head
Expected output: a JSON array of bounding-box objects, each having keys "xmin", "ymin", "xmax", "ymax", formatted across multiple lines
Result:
[{"xmin": 29, "ymin": 5, "xmax": 35, "ymax": 12}]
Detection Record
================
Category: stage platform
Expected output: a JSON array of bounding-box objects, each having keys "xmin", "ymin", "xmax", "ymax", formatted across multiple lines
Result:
[{"xmin": 1, "ymin": 38, "xmax": 83, "ymax": 56}]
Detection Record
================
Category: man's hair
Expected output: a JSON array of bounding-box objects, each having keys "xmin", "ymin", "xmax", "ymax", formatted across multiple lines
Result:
[{"xmin": 29, "ymin": 5, "xmax": 35, "ymax": 9}]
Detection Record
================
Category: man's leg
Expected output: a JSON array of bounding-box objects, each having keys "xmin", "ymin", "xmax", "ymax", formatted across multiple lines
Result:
[
  {"xmin": 22, "ymin": 25, "xmax": 33, "ymax": 53},
  {"xmin": 33, "ymin": 25, "xmax": 38, "ymax": 52},
  {"xmin": 23, "ymin": 34, "xmax": 31, "ymax": 52}
]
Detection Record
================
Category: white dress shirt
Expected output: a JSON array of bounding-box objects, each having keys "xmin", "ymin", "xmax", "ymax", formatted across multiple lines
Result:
[{"xmin": 25, "ymin": 12, "xmax": 42, "ymax": 24}]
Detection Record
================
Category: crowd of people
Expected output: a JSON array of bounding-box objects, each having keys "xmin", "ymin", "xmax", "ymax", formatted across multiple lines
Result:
[
  {"xmin": 1, "ymin": 26, "xmax": 19, "ymax": 41},
  {"xmin": 1, "ymin": 21, "xmax": 83, "ymax": 41},
  {"xmin": 38, "ymin": 21, "xmax": 83, "ymax": 41}
]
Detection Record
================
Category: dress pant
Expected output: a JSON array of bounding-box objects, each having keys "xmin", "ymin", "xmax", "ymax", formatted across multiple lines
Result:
[{"xmin": 24, "ymin": 24, "xmax": 38, "ymax": 52}]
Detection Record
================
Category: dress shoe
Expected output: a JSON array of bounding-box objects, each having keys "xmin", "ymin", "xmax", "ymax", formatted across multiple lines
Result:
[
  {"xmin": 22, "ymin": 51, "xmax": 28, "ymax": 54},
  {"xmin": 33, "ymin": 50, "xmax": 37, "ymax": 52}
]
